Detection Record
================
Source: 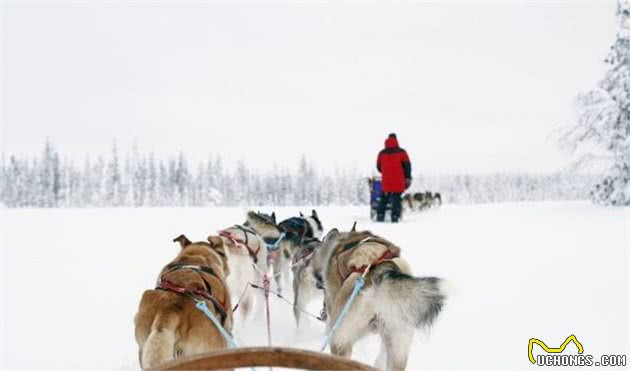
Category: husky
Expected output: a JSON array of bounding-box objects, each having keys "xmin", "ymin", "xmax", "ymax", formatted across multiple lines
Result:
[
  {"xmin": 414, "ymin": 192, "xmax": 429, "ymax": 210},
  {"xmin": 209, "ymin": 230, "xmax": 259, "ymax": 332},
  {"xmin": 404, "ymin": 192, "xmax": 442, "ymax": 213},
  {"xmin": 217, "ymin": 223, "xmax": 278, "ymax": 322},
  {"xmin": 243, "ymin": 210, "xmax": 291, "ymax": 294},
  {"xmin": 219, "ymin": 224, "xmax": 268, "ymax": 273},
  {"xmin": 290, "ymin": 237, "xmax": 323, "ymax": 327},
  {"xmin": 311, "ymin": 226, "xmax": 446, "ymax": 371},
  {"xmin": 424, "ymin": 191, "xmax": 434, "ymax": 208},
  {"xmin": 279, "ymin": 210, "xmax": 324, "ymax": 244},
  {"xmin": 134, "ymin": 234, "xmax": 232, "ymax": 369},
  {"xmin": 262, "ymin": 210, "xmax": 324, "ymax": 293},
  {"xmin": 402, "ymin": 192, "xmax": 425, "ymax": 212},
  {"xmin": 243, "ymin": 210, "xmax": 278, "ymax": 238},
  {"xmin": 218, "ymin": 223, "xmax": 269, "ymax": 281},
  {"xmin": 402, "ymin": 193, "xmax": 415, "ymax": 212},
  {"xmin": 278, "ymin": 210, "xmax": 324, "ymax": 264}
]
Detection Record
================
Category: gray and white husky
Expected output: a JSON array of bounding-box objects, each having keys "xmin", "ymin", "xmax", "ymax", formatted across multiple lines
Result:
[
  {"xmin": 243, "ymin": 210, "xmax": 279, "ymax": 238},
  {"xmin": 311, "ymin": 227, "xmax": 446, "ymax": 371},
  {"xmin": 290, "ymin": 237, "xmax": 323, "ymax": 327}
]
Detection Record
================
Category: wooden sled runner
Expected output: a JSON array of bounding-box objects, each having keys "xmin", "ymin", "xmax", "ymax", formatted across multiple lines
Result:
[{"xmin": 154, "ymin": 346, "xmax": 378, "ymax": 371}]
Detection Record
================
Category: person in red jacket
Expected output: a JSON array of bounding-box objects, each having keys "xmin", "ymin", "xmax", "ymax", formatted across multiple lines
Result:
[{"xmin": 376, "ymin": 133, "xmax": 411, "ymax": 222}]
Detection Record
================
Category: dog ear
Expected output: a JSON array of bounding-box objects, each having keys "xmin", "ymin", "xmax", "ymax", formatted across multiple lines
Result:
[
  {"xmin": 311, "ymin": 209, "xmax": 318, "ymax": 219},
  {"xmin": 271, "ymin": 212, "xmax": 277, "ymax": 224},
  {"xmin": 351, "ymin": 221, "xmax": 357, "ymax": 232},
  {"xmin": 323, "ymin": 228, "xmax": 339, "ymax": 242},
  {"xmin": 173, "ymin": 234, "xmax": 192, "ymax": 248},
  {"xmin": 207, "ymin": 235, "xmax": 224, "ymax": 248}
]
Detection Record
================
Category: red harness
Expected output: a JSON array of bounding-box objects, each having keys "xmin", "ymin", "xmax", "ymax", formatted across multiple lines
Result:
[
  {"xmin": 219, "ymin": 229, "xmax": 261, "ymax": 263},
  {"xmin": 157, "ymin": 279, "xmax": 218, "ymax": 303},
  {"xmin": 347, "ymin": 250, "xmax": 399, "ymax": 278},
  {"xmin": 156, "ymin": 265, "xmax": 228, "ymax": 324}
]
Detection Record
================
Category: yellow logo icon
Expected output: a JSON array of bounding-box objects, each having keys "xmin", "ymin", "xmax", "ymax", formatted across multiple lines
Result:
[{"xmin": 528, "ymin": 334, "xmax": 584, "ymax": 364}]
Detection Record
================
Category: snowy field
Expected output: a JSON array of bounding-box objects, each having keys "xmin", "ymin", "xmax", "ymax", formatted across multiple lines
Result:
[{"xmin": 1, "ymin": 202, "xmax": 629, "ymax": 370}]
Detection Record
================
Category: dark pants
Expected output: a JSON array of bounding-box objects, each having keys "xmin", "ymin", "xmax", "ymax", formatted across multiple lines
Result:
[{"xmin": 377, "ymin": 192, "xmax": 402, "ymax": 222}]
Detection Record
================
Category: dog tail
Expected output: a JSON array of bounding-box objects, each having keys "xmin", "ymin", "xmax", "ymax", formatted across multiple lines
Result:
[
  {"xmin": 375, "ymin": 270, "xmax": 445, "ymax": 329},
  {"xmin": 141, "ymin": 312, "xmax": 179, "ymax": 369}
]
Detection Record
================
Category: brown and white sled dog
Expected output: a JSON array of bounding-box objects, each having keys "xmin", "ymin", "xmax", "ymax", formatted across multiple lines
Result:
[
  {"xmin": 311, "ymin": 228, "xmax": 446, "ymax": 371},
  {"xmin": 134, "ymin": 235, "xmax": 232, "ymax": 370},
  {"xmin": 290, "ymin": 237, "xmax": 323, "ymax": 327}
]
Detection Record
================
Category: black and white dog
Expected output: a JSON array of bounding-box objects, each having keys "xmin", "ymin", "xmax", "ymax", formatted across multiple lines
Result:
[
  {"xmin": 278, "ymin": 209, "xmax": 324, "ymax": 258},
  {"xmin": 275, "ymin": 210, "xmax": 324, "ymax": 294},
  {"xmin": 243, "ymin": 210, "xmax": 323, "ymax": 295}
]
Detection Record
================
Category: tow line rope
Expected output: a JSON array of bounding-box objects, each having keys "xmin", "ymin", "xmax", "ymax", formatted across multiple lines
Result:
[
  {"xmin": 319, "ymin": 264, "xmax": 371, "ymax": 352},
  {"xmin": 249, "ymin": 263, "xmax": 275, "ymax": 347},
  {"xmin": 263, "ymin": 272, "xmax": 273, "ymax": 347},
  {"xmin": 231, "ymin": 282, "xmax": 251, "ymax": 313}
]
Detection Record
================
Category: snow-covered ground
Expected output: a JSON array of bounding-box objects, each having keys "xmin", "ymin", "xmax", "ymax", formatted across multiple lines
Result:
[{"xmin": 1, "ymin": 202, "xmax": 628, "ymax": 370}]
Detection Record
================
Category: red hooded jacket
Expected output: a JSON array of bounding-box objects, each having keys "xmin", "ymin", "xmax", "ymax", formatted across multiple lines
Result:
[{"xmin": 376, "ymin": 136, "xmax": 411, "ymax": 193}]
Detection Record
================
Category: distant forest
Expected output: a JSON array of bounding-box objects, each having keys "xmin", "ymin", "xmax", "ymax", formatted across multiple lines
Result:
[{"xmin": 0, "ymin": 142, "xmax": 595, "ymax": 208}]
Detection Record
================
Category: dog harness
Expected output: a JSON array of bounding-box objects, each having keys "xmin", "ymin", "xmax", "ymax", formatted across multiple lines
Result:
[
  {"xmin": 334, "ymin": 237, "xmax": 400, "ymax": 281},
  {"xmin": 156, "ymin": 263, "xmax": 228, "ymax": 325},
  {"xmin": 219, "ymin": 225, "xmax": 262, "ymax": 263},
  {"xmin": 348, "ymin": 250, "xmax": 398, "ymax": 276}
]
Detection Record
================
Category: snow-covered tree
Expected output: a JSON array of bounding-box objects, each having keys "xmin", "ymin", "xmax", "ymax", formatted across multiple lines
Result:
[
  {"xmin": 146, "ymin": 154, "xmax": 157, "ymax": 206},
  {"xmin": 158, "ymin": 161, "xmax": 170, "ymax": 206},
  {"xmin": 563, "ymin": 1, "xmax": 630, "ymax": 206},
  {"xmin": 234, "ymin": 161, "xmax": 250, "ymax": 205},
  {"xmin": 105, "ymin": 143, "xmax": 121, "ymax": 206},
  {"xmin": 35, "ymin": 140, "xmax": 61, "ymax": 207},
  {"xmin": 173, "ymin": 152, "xmax": 190, "ymax": 205}
]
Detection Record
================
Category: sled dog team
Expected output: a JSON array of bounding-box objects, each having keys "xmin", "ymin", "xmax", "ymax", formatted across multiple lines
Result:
[
  {"xmin": 402, "ymin": 191, "xmax": 442, "ymax": 212},
  {"xmin": 135, "ymin": 210, "xmax": 446, "ymax": 371}
]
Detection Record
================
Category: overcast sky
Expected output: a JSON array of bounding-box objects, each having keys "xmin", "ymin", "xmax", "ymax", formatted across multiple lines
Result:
[{"xmin": 0, "ymin": 0, "xmax": 618, "ymax": 175}]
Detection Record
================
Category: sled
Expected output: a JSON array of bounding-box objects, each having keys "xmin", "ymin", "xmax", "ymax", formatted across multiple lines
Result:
[
  {"xmin": 368, "ymin": 176, "xmax": 398, "ymax": 221},
  {"xmin": 155, "ymin": 346, "xmax": 378, "ymax": 370}
]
